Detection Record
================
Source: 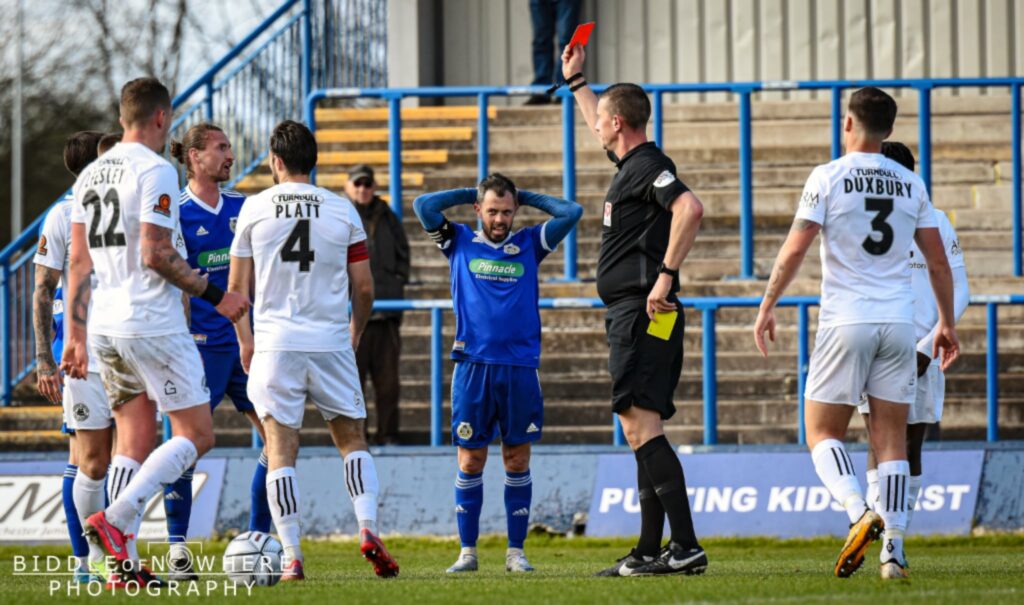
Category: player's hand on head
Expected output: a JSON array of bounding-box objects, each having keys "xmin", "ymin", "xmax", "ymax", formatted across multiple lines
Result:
[
  {"xmin": 753, "ymin": 308, "xmax": 776, "ymax": 358},
  {"xmin": 36, "ymin": 361, "xmax": 63, "ymax": 405},
  {"xmin": 562, "ymin": 44, "xmax": 585, "ymax": 79},
  {"xmin": 216, "ymin": 291, "xmax": 250, "ymax": 323}
]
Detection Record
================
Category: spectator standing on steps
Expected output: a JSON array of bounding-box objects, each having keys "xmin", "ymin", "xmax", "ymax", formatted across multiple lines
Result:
[
  {"xmin": 345, "ymin": 164, "xmax": 410, "ymax": 445},
  {"xmin": 526, "ymin": 0, "xmax": 582, "ymax": 105}
]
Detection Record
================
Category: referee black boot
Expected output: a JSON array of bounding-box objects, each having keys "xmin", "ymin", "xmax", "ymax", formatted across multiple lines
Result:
[
  {"xmin": 631, "ymin": 542, "xmax": 707, "ymax": 576},
  {"xmin": 594, "ymin": 549, "xmax": 654, "ymax": 577}
]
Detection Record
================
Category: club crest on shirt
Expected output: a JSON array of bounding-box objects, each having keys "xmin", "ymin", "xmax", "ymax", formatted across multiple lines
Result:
[
  {"xmin": 456, "ymin": 422, "xmax": 473, "ymax": 440},
  {"xmin": 503, "ymin": 243, "xmax": 520, "ymax": 255},
  {"xmin": 653, "ymin": 170, "xmax": 676, "ymax": 188},
  {"xmin": 37, "ymin": 235, "xmax": 48, "ymax": 255},
  {"xmin": 154, "ymin": 194, "xmax": 172, "ymax": 217},
  {"xmin": 229, "ymin": 217, "xmax": 237, "ymax": 233}
]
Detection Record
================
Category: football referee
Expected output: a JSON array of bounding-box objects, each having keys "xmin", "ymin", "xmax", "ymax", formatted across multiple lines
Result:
[{"xmin": 562, "ymin": 44, "xmax": 707, "ymax": 577}]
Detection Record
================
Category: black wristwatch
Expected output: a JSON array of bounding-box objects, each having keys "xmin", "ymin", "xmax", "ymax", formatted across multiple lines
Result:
[{"xmin": 657, "ymin": 263, "xmax": 679, "ymax": 279}]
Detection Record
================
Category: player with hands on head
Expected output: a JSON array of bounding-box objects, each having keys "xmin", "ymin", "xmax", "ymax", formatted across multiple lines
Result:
[
  {"xmin": 753, "ymin": 87, "xmax": 959, "ymax": 580},
  {"xmin": 413, "ymin": 173, "xmax": 582, "ymax": 574}
]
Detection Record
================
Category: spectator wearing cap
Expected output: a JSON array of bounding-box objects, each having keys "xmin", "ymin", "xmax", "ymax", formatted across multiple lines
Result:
[{"xmin": 345, "ymin": 164, "xmax": 411, "ymax": 445}]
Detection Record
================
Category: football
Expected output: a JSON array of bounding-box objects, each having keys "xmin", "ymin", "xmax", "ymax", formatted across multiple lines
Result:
[{"xmin": 222, "ymin": 531, "xmax": 283, "ymax": 587}]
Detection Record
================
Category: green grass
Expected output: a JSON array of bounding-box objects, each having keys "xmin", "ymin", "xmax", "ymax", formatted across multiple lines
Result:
[{"xmin": 1, "ymin": 534, "xmax": 1022, "ymax": 604}]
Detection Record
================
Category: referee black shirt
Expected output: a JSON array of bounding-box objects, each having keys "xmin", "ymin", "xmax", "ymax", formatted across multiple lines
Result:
[{"xmin": 597, "ymin": 142, "xmax": 690, "ymax": 306}]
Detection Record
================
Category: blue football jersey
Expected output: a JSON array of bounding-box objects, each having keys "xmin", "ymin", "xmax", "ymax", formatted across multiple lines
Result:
[
  {"xmin": 179, "ymin": 187, "xmax": 247, "ymax": 348},
  {"xmin": 443, "ymin": 223, "xmax": 548, "ymax": 368}
]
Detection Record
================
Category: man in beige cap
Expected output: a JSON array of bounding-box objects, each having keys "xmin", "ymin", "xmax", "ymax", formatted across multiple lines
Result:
[{"xmin": 344, "ymin": 164, "xmax": 410, "ymax": 444}]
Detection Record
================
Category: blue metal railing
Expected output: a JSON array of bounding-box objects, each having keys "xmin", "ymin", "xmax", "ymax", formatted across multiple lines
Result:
[
  {"xmin": 307, "ymin": 76, "xmax": 1023, "ymax": 282},
  {"xmin": 355, "ymin": 294, "xmax": 1022, "ymax": 449},
  {"xmin": 1, "ymin": 0, "xmax": 388, "ymax": 405}
]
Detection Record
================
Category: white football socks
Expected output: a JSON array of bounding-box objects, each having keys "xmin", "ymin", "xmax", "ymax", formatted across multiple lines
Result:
[
  {"xmin": 906, "ymin": 474, "xmax": 923, "ymax": 530},
  {"xmin": 73, "ymin": 471, "xmax": 107, "ymax": 564},
  {"xmin": 107, "ymin": 437, "xmax": 197, "ymax": 531},
  {"xmin": 344, "ymin": 451, "xmax": 380, "ymax": 535},
  {"xmin": 877, "ymin": 459, "xmax": 910, "ymax": 564},
  {"xmin": 107, "ymin": 455, "xmax": 142, "ymax": 562},
  {"xmin": 267, "ymin": 467, "xmax": 303, "ymax": 563},
  {"xmin": 865, "ymin": 469, "xmax": 880, "ymax": 512},
  {"xmin": 811, "ymin": 439, "xmax": 867, "ymax": 524}
]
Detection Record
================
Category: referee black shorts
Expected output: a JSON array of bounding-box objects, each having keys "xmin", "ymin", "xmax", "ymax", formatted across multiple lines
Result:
[{"xmin": 605, "ymin": 299, "xmax": 685, "ymax": 420}]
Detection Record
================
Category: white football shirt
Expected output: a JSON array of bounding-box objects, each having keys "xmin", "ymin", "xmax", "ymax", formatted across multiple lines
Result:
[
  {"xmin": 34, "ymin": 196, "xmax": 99, "ymax": 368},
  {"xmin": 230, "ymin": 182, "xmax": 367, "ymax": 352},
  {"xmin": 910, "ymin": 208, "xmax": 965, "ymax": 340},
  {"xmin": 795, "ymin": 151, "xmax": 938, "ymax": 327},
  {"xmin": 70, "ymin": 142, "xmax": 188, "ymax": 338}
]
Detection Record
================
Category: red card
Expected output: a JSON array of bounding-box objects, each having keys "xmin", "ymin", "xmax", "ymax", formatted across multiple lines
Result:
[{"xmin": 568, "ymin": 22, "xmax": 595, "ymax": 48}]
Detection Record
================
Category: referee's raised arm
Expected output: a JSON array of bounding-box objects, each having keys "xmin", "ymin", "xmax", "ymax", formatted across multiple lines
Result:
[{"xmin": 561, "ymin": 45, "xmax": 600, "ymax": 141}]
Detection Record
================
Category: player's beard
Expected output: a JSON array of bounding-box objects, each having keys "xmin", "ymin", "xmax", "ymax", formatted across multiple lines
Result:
[{"xmin": 484, "ymin": 221, "xmax": 511, "ymax": 243}]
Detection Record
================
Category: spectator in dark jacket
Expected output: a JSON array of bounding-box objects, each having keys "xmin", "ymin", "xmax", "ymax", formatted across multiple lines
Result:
[{"xmin": 345, "ymin": 164, "xmax": 411, "ymax": 444}]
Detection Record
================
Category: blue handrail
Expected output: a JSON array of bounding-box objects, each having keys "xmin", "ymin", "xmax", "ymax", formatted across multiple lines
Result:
[
  {"xmin": 359, "ymin": 294, "xmax": 1023, "ymax": 448},
  {"xmin": 306, "ymin": 76, "xmax": 1024, "ymax": 282}
]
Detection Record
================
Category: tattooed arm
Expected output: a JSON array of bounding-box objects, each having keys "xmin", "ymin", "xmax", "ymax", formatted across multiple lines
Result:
[
  {"xmin": 61, "ymin": 222, "xmax": 93, "ymax": 379},
  {"xmin": 754, "ymin": 218, "xmax": 821, "ymax": 357},
  {"xmin": 33, "ymin": 265, "xmax": 63, "ymax": 403},
  {"xmin": 140, "ymin": 223, "xmax": 249, "ymax": 322}
]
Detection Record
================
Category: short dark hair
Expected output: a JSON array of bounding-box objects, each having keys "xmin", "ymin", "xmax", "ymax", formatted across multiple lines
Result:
[
  {"xmin": 848, "ymin": 87, "xmax": 897, "ymax": 138},
  {"xmin": 881, "ymin": 141, "xmax": 915, "ymax": 172},
  {"xmin": 477, "ymin": 172, "xmax": 517, "ymax": 204},
  {"xmin": 170, "ymin": 122, "xmax": 225, "ymax": 178},
  {"xmin": 601, "ymin": 83, "xmax": 651, "ymax": 130},
  {"xmin": 97, "ymin": 132, "xmax": 122, "ymax": 155},
  {"xmin": 270, "ymin": 120, "xmax": 318, "ymax": 175},
  {"xmin": 120, "ymin": 77, "xmax": 172, "ymax": 127},
  {"xmin": 63, "ymin": 131, "xmax": 104, "ymax": 177}
]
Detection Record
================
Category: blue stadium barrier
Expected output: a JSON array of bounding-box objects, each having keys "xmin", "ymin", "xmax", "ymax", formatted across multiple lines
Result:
[
  {"xmin": 249, "ymin": 294, "xmax": 1019, "ymax": 451},
  {"xmin": 306, "ymin": 77, "xmax": 1024, "ymax": 282}
]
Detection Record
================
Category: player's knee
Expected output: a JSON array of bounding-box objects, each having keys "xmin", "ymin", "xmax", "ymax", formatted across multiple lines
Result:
[
  {"xmin": 502, "ymin": 449, "xmax": 530, "ymax": 473},
  {"xmin": 79, "ymin": 456, "xmax": 109, "ymax": 480},
  {"xmin": 458, "ymin": 450, "xmax": 486, "ymax": 474}
]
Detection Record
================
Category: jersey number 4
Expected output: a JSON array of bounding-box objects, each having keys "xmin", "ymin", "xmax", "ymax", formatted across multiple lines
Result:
[
  {"xmin": 82, "ymin": 190, "xmax": 126, "ymax": 248},
  {"xmin": 280, "ymin": 219, "xmax": 315, "ymax": 272},
  {"xmin": 862, "ymin": 197, "xmax": 894, "ymax": 255}
]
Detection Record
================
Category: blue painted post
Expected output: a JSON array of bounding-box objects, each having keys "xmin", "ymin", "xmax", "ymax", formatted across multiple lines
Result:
[
  {"xmin": 301, "ymin": 0, "xmax": 312, "ymax": 101},
  {"xmin": 387, "ymin": 95, "xmax": 403, "ymax": 220},
  {"xmin": 612, "ymin": 416, "xmax": 625, "ymax": 446},
  {"xmin": 918, "ymin": 85, "xmax": 932, "ymax": 194},
  {"xmin": 1, "ymin": 264, "xmax": 9, "ymax": 405},
  {"xmin": 252, "ymin": 426, "xmax": 263, "ymax": 450},
  {"xmin": 561, "ymin": 94, "xmax": 578, "ymax": 281},
  {"xmin": 738, "ymin": 90, "xmax": 754, "ymax": 279},
  {"xmin": 796, "ymin": 303, "xmax": 810, "ymax": 445},
  {"xmin": 701, "ymin": 306, "xmax": 718, "ymax": 445},
  {"xmin": 830, "ymin": 87, "xmax": 842, "ymax": 159},
  {"xmin": 477, "ymin": 93, "xmax": 489, "ymax": 182},
  {"xmin": 652, "ymin": 91, "xmax": 664, "ymax": 148},
  {"xmin": 986, "ymin": 303, "xmax": 999, "ymax": 442},
  {"xmin": 1012, "ymin": 83, "xmax": 1022, "ymax": 277},
  {"xmin": 430, "ymin": 307, "xmax": 444, "ymax": 447},
  {"xmin": 163, "ymin": 415, "xmax": 172, "ymax": 443},
  {"xmin": 204, "ymin": 81, "xmax": 214, "ymax": 120}
]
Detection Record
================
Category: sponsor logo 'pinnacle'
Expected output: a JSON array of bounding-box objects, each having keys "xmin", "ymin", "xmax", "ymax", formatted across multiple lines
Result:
[{"xmin": 469, "ymin": 259, "xmax": 524, "ymax": 277}]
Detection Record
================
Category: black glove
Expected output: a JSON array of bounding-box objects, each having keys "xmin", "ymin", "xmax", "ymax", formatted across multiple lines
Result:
[{"xmin": 917, "ymin": 351, "xmax": 931, "ymax": 378}]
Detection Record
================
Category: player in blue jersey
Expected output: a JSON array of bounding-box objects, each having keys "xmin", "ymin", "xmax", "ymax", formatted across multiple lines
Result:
[
  {"xmin": 413, "ymin": 173, "xmax": 582, "ymax": 573},
  {"xmin": 167, "ymin": 123, "xmax": 271, "ymax": 579}
]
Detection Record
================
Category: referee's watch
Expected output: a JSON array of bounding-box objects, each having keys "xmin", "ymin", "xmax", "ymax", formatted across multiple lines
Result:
[{"xmin": 657, "ymin": 263, "xmax": 679, "ymax": 279}]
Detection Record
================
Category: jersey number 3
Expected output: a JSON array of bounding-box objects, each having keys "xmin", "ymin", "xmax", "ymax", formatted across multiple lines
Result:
[
  {"xmin": 862, "ymin": 197, "xmax": 894, "ymax": 255},
  {"xmin": 281, "ymin": 219, "xmax": 315, "ymax": 272},
  {"xmin": 82, "ymin": 190, "xmax": 126, "ymax": 248}
]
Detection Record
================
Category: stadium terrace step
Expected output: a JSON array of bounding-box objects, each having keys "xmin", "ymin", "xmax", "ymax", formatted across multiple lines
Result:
[
  {"xmin": 317, "ymin": 127, "xmax": 473, "ymax": 144},
  {"xmin": 318, "ymin": 149, "xmax": 448, "ymax": 165},
  {"xmin": 236, "ymin": 171, "xmax": 424, "ymax": 192},
  {"xmin": 314, "ymin": 105, "xmax": 497, "ymax": 125}
]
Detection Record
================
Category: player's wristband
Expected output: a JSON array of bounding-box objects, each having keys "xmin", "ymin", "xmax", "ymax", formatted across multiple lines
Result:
[{"xmin": 200, "ymin": 282, "xmax": 225, "ymax": 306}]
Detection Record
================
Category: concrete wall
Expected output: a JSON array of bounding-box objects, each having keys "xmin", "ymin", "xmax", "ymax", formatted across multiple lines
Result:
[{"xmin": 389, "ymin": 0, "xmax": 1024, "ymax": 103}]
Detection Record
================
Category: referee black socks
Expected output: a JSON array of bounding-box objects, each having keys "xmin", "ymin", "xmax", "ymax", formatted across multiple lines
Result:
[
  {"xmin": 634, "ymin": 450, "xmax": 666, "ymax": 558},
  {"xmin": 636, "ymin": 435, "xmax": 699, "ymax": 550}
]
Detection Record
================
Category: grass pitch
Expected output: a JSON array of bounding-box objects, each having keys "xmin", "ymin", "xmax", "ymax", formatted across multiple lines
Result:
[{"xmin": 1, "ymin": 534, "xmax": 1021, "ymax": 604}]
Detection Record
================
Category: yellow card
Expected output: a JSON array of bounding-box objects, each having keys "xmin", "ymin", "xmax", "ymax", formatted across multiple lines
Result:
[{"xmin": 646, "ymin": 310, "xmax": 678, "ymax": 341}]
